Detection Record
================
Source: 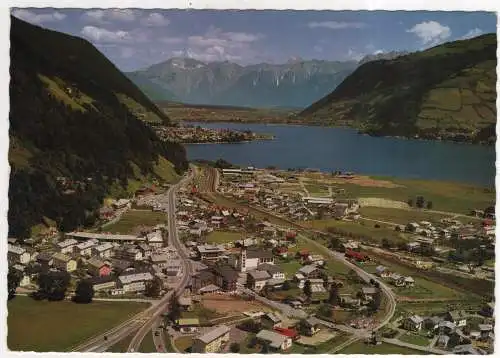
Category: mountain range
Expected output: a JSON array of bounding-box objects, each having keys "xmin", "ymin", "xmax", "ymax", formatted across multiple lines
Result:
[
  {"xmin": 300, "ymin": 34, "xmax": 497, "ymax": 144},
  {"xmin": 9, "ymin": 16, "xmax": 187, "ymax": 238},
  {"xmin": 127, "ymin": 58, "xmax": 359, "ymax": 108}
]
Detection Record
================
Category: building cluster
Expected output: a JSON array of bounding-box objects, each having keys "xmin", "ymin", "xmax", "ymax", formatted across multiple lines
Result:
[
  {"xmin": 218, "ymin": 168, "xmax": 360, "ymax": 221},
  {"xmin": 402, "ymin": 306, "xmax": 494, "ymax": 354},
  {"xmin": 154, "ymin": 125, "xmax": 267, "ymax": 144},
  {"xmin": 7, "ymin": 224, "xmax": 182, "ymax": 297}
]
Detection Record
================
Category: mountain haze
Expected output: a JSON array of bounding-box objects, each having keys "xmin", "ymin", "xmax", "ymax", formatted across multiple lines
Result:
[
  {"xmin": 128, "ymin": 58, "xmax": 358, "ymax": 108},
  {"xmin": 9, "ymin": 16, "xmax": 188, "ymax": 237},
  {"xmin": 301, "ymin": 34, "xmax": 497, "ymax": 144}
]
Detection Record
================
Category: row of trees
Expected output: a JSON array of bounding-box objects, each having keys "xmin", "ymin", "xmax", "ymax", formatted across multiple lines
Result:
[{"xmin": 408, "ymin": 196, "xmax": 433, "ymax": 209}]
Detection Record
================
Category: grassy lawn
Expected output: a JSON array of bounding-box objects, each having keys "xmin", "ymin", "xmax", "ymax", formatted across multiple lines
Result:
[
  {"xmin": 304, "ymin": 183, "xmax": 330, "ymax": 197},
  {"xmin": 139, "ymin": 332, "xmax": 157, "ymax": 353},
  {"xmin": 399, "ymin": 333, "xmax": 431, "ymax": 346},
  {"xmin": 339, "ymin": 341, "xmax": 428, "ymax": 354},
  {"xmin": 206, "ymin": 230, "xmax": 242, "ymax": 244},
  {"xmin": 181, "ymin": 303, "xmax": 223, "ymax": 324},
  {"xmin": 240, "ymin": 334, "xmax": 260, "ymax": 354},
  {"xmin": 8, "ymin": 296, "xmax": 149, "ymax": 352},
  {"xmin": 107, "ymin": 333, "xmax": 135, "ymax": 353},
  {"xmin": 153, "ymin": 156, "xmax": 181, "ymax": 184},
  {"xmin": 359, "ymin": 207, "xmax": 453, "ymax": 225},
  {"xmin": 174, "ymin": 336, "xmax": 193, "ymax": 353},
  {"xmin": 333, "ymin": 176, "xmax": 494, "ymax": 215},
  {"xmin": 301, "ymin": 219, "xmax": 405, "ymax": 245},
  {"xmin": 277, "ymin": 259, "xmax": 302, "ymax": 277},
  {"xmin": 105, "ymin": 209, "xmax": 166, "ymax": 234}
]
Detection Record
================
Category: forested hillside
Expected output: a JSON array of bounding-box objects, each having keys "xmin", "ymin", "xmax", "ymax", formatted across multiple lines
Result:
[{"xmin": 9, "ymin": 16, "xmax": 188, "ymax": 238}]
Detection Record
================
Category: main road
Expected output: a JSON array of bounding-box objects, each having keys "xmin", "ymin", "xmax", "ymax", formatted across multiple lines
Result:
[
  {"xmin": 71, "ymin": 170, "xmax": 194, "ymax": 353},
  {"xmin": 126, "ymin": 170, "xmax": 194, "ymax": 352}
]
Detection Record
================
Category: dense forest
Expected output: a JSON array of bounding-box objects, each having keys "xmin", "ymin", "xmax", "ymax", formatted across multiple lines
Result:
[{"xmin": 9, "ymin": 16, "xmax": 188, "ymax": 238}]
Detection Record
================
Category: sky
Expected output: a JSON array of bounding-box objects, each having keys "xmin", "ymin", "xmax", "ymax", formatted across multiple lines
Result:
[{"xmin": 10, "ymin": 8, "xmax": 497, "ymax": 71}]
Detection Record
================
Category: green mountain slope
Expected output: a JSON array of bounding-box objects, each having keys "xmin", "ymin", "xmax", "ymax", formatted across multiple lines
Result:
[
  {"xmin": 125, "ymin": 72, "xmax": 177, "ymax": 101},
  {"xmin": 9, "ymin": 16, "xmax": 188, "ymax": 238},
  {"xmin": 300, "ymin": 34, "xmax": 497, "ymax": 143}
]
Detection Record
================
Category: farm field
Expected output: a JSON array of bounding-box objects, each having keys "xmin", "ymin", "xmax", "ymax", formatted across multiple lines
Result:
[
  {"xmin": 358, "ymin": 207, "xmax": 455, "ymax": 225},
  {"xmin": 105, "ymin": 209, "xmax": 166, "ymax": 234},
  {"xmin": 8, "ymin": 296, "xmax": 148, "ymax": 352},
  {"xmin": 399, "ymin": 333, "xmax": 431, "ymax": 346}
]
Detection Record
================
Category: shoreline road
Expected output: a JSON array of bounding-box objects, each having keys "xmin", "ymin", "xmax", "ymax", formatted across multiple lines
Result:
[{"xmin": 127, "ymin": 172, "xmax": 194, "ymax": 352}]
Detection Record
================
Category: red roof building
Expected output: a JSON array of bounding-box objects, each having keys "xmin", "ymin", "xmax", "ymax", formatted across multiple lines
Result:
[{"xmin": 273, "ymin": 327, "xmax": 300, "ymax": 340}]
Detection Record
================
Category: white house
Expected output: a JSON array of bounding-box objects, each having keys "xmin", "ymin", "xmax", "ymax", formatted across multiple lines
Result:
[
  {"xmin": 92, "ymin": 242, "xmax": 114, "ymax": 258},
  {"xmin": 146, "ymin": 230, "xmax": 164, "ymax": 248},
  {"xmin": 118, "ymin": 272, "xmax": 154, "ymax": 292},
  {"xmin": 57, "ymin": 238, "xmax": 78, "ymax": 254},
  {"xmin": 73, "ymin": 239, "xmax": 99, "ymax": 257},
  {"xmin": 8, "ymin": 244, "xmax": 31, "ymax": 265}
]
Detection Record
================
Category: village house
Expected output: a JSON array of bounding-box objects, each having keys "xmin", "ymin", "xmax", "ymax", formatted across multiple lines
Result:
[
  {"xmin": 437, "ymin": 334, "xmax": 450, "ymax": 348},
  {"xmin": 213, "ymin": 265, "xmax": 239, "ymax": 292},
  {"xmin": 294, "ymin": 273, "xmax": 306, "ymax": 289},
  {"xmin": 256, "ymin": 329, "xmax": 292, "ymax": 351},
  {"xmin": 112, "ymin": 198, "xmax": 131, "ymax": 210},
  {"xmin": 165, "ymin": 259, "xmax": 183, "ymax": 278},
  {"xmin": 247, "ymin": 270, "xmax": 271, "ymax": 291},
  {"xmin": 375, "ymin": 265, "xmax": 392, "ymax": 278},
  {"xmin": 340, "ymin": 295, "xmax": 361, "ymax": 309},
  {"xmin": 302, "ymin": 316, "xmax": 323, "ymax": 336},
  {"xmin": 439, "ymin": 321, "xmax": 457, "ymax": 335},
  {"xmin": 423, "ymin": 316, "xmax": 442, "ymax": 331},
  {"xmin": 178, "ymin": 296, "xmax": 193, "ymax": 311},
  {"xmin": 87, "ymin": 257, "xmax": 112, "ymax": 277},
  {"xmin": 192, "ymin": 325, "xmax": 230, "ymax": 353},
  {"xmin": 306, "ymin": 254, "xmax": 325, "ymax": 266},
  {"xmin": 261, "ymin": 312, "xmax": 283, "ymax": 329},
  {"xmin": 196, "ymin": 244, "xmax": 227, "ymax": 262},
  {"xmin": 57, "ymin": 238, "xmax": 79, "ymax": 255},
  {"xmin": 361, "ymin": 287, "xmax": 378, "ymax": 301},
  {"xmin": 298, "ymin": 265, "xmax": 322, "ymax": 279},
  {"xmin": 12, "ymin": 264, "xmax": 31, "ymax": 287},
  {"xmin": 114, "ymin": 246, "xmax": 143, "ymax": 261},
  {"xmin": 52, "ymin": 252, "xmax": 77, "ymax": 272},
  {"xmin": 478, "ymin": 324, "xmax": 493, "ymax": 340},
  {"xmin": 150, "ymin": 253, "xmax": 169, "ymax": 269},
  {"xmin": 192, "ymin": 270, "xmax": 216, "ymax": 293},
  {"xmin": 403, "ymin": 315, "xmax": 424, "ymax": 331},
  {"xmin": 92, "ymin": 242, "xmax": 114, "ymax": 258},
  {"xmin": 8, "ymin": 244, "xmax": 31, "ymax": 265},
  {"xmin": 444, "ymin": 311, "xmax": 467, "ymax": 327},
  {"xmin": 88, "ymin": 276, "xmax": 117, "ymax": 292},
  {"xmin": 175, "ymin": 318, "xmax": 200, "ymax": 333},
  {"xmin": 258, "ymin": 263, "xmax": 285, "ymax": 280},
  {"xmin": 118, "ymin": 271, "xmax": 154, "ymax": 293},
  {"xmin": 231, "ymin": 247, "xmax": 275, "ymax": 272},
  {"xmin": 146, "ymin": 230, "xmax": 163, "ymax": 248},
  {"xmin": 73, "ymin": 239, "xmax": 99, "ymax": 257}
]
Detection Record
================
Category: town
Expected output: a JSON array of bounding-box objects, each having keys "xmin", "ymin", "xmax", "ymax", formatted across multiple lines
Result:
[
  {"xmin": 152, "ymin": 123, "xmax": 274, "ymax": 144},
  {"xmin": 7, "ymin": 163, "xmax": 495, "ymax": 354}
]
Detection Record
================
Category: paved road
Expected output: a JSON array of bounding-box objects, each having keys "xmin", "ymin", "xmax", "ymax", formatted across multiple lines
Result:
[
  {"xmin": 71, "ymin": 172, "xmax": 193, "ymax": 353},
  {"xmin": 127, "ymin": 172, "xmax": 194, "ymax": 352}
]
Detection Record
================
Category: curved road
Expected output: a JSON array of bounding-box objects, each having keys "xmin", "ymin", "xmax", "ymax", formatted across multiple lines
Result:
[{"xmin": 127, "ymin": 172, "xmax": 194, "ymax": 352}]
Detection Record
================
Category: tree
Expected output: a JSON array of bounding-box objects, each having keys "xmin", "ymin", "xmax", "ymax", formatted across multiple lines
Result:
[
  {"xmin": 303, "ymin": 280, "xmax": 312, "ymax": 298},
  {"xmin": 407, "ymin": 198, "xmax": 414, "ymax": 207},
  {"xmin": 317, "ymin": 303, "xmax": 332, "ymax": 318},
  {"xmin": 426, "ymin": 201, "xmax": 433, "ymax": 210},
  {"xmin": 261, "ymin": 341, "xmax": 270, "ymax": 354},
  {"xmin": 328, "ymin": 285, "xmax": 340, "ymax": 306},
  {"xmin": 167, "ymin": 293, "xmax": 181, "ymax": 323},
  {"xmin": 73, "ymin": 280, "xmax": 94, "ymax": 303},
  {"xmin": 282, "ymin": 281, "xmax": 290, "ymax": 291},
  {"xmin": 297, "ymin": 319, "xmax": 310, "ymax": 336},
  {"xmin": 416, "ymin": 196, "xmax": 425, "ymax": 209},
  {"xmin": 230, "ymin": 342, "xmax": 240, "ymax": 353},
  {"xmin": 381, "ymin": 238, "xmax": 391, "ymax": 249},
  {"xmin": 368, "ymin": 290, "xmax": 382, "ymax": 313},
  {"xmin": 8, "ymin": 268, "xmax": 22, "ymax": 300},
  {"xmin": 329, "ymin": 237, "xmax": 340, "ymax": 250},
  {"xmin": 36, "ymin": 271, "xmax": 71, "ymax": 301},
  {"xmin": 145, "ymin": 277, "xmax": 162, "ymax": 298}
]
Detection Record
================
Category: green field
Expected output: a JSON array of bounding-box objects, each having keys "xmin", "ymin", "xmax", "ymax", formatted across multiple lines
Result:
[
  {"xmin": 139, "ymin": 331, "xmax": 157, "ymax": 353},
  {"xmin": 105, "ymin": 209, "xmax": 166, "ymax": 234},
  {"xmin": 359, "ymin": 207, "xmax": 456, "ymax": 225},
  {"xmin": 334, "ymin": 177, "xmax": 494, "ymax": 215},
  {"xmin": 399, "ymin": 333, "xmax": 431, "ymax": 346},
  {"xmin": 206, "ymin": 230, "xmax": 242, "ymax": 244},
  {"xmin": 304, "ymin": 183, "xmax": 330, "ymax": 197},
  {"xmin": 181, "ymin": 303, "xmax": 223, "ymax": 324},
  {"xmin": 8, "ymin": 296, "xmax": 149, "ymax": 352},
  {"xmin": 339, "ymin": 341, "xmax": 428, "ymax": 354},
  {"xmin": 278, "ymin": 260, "xmax": 303, "ymax": 277}
]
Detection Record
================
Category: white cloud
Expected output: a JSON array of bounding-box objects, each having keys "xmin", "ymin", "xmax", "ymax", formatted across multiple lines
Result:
[
  {"xmin": 406, "ymin": 21, "xmax": 451, "ymax": 45},
  {"xmin": 140, "ymin": 13, "xmax": 170, "ymax": 27},
  {"xmin": 81, "ymin": 26, "xmax": 132, "ymax": 43},
  {"xmin": 373, "ymin": 49, "xmax": 384, "ymax": 55},
  {"xmin": 308, "ymin": 21, "xmax": 367, "ymax": 30},
  {"xmin": 81, "ymin": 9, "xmax": 138, "ymax": 24},
  {"xmin": 461, "ymin": 28, "xmax": 483, "ymax": 40},
  {"xmin": 347, "ymin": 48, "xmax": 364, "ymax": 61},
  {"xmin": 12, "ymin": 9, "xmax": 66, "ymax": 24}
]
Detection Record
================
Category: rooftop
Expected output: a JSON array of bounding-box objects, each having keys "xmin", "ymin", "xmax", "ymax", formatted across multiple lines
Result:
[{"xmin": 197, "ymin": 325, "xmax": 230, "ymax": 344}]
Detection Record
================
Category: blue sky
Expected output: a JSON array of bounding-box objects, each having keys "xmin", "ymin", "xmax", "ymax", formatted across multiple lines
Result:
[{"xmin": 11, "ymin": 9, "xmax": 497, "ymax": 71}]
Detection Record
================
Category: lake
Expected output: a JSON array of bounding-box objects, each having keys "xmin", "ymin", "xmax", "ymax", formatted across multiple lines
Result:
[{"xmin": 184, "ymin": 122, "xmax": 496, "ymax": 187}]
